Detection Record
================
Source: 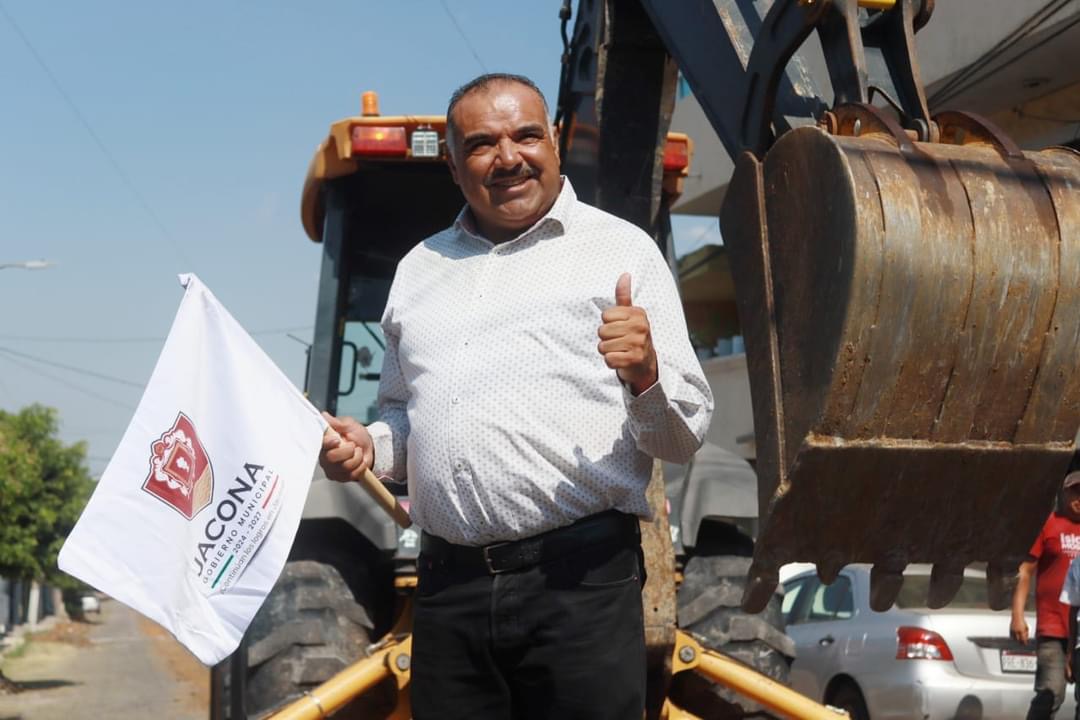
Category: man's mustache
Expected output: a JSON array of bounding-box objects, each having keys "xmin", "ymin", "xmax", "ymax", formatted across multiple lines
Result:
[{"xmin": 485, "ymin": 168, "xmax": 538, "ymax": 187}]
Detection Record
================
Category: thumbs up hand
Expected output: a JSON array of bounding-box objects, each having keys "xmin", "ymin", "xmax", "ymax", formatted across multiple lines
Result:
[{"xmin": 598, "ymin": 273, "xmax": 658, "ymax": 395}]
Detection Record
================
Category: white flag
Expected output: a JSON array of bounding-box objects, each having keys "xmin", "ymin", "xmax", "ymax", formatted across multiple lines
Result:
[{"xmin": 59, "ymin": 274, "xmax": 326, "ymax": 666}]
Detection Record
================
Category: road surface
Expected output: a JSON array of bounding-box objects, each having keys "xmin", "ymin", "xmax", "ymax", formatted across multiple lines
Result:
[{"xmin": 0, "ymin": 599, "xmax": 207, "ymax": 720}]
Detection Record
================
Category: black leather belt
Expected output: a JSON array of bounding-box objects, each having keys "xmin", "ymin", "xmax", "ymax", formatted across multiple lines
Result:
[{"xmin": 420, "ymin": 510, "xmax": 640, "ymax": 576}]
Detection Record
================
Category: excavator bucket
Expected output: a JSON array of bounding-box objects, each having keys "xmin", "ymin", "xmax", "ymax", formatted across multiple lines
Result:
[{"xmin": 723, "ymin": 104, "xmax": 1080, "ymax": 612}]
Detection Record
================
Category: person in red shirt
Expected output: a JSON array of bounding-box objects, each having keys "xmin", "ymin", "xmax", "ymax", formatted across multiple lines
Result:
[{"xmin": 1012, "ymin": 466, "xmax": 1080, "ymax": 720}]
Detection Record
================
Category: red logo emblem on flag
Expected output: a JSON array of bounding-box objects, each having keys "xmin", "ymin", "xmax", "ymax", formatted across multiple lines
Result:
[{"xmin": 143, "ymin": 412, "xmax": 214, "ymax": 519}]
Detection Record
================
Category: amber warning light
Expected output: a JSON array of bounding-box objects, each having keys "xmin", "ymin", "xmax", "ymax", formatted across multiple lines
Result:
[
  {"xmin": 351, "ymin": 126, "xmax": 408, "ymax": 157},
  {"xmin": 663, "ymin": 137, "xmax": 690, "ymax": 172}
]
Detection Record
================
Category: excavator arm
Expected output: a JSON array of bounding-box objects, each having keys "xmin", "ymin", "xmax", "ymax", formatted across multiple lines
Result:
[{"xmin": 558, "ymin": 0, "xmax": 1080, "ymax": 613}]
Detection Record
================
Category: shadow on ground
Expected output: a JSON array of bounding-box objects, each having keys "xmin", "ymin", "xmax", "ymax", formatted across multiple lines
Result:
[{"xmin": 11, "ymin": 681, "xmax": 78, "ymax": 691}]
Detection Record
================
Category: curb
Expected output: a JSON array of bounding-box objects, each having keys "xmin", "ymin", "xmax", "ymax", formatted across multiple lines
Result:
[{"xmin": 0, "ymin": 615, "xmax": 60, "ymax": 663}]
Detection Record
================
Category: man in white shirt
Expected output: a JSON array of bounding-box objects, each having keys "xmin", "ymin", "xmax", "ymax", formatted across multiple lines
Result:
[{"xmin": 320, "ymin": 73, "xmax": 712, "ymax": 719}]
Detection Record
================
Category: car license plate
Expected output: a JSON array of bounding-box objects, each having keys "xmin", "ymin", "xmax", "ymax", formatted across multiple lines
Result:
[{"xmin": 1001, "ymin": 650, "xmax": 1037, "ymax": 673}]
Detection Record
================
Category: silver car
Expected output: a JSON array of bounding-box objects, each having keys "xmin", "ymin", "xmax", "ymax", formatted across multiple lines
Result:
[{"xmin": 782, "ymin": 564, "xmax": 1076, "ymax": 720}]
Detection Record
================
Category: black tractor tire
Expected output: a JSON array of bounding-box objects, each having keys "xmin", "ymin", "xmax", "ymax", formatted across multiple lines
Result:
[
  {"xmin": 669, "ymin": 552, "xmax": 794, "ymax": 719},
  {"xmin": 237, "ymin": 559, "xmax": 396, "ymax": 719},
  {"xmin": 827, "ymin": 679, "xmax": 869, "ymax": 720}
]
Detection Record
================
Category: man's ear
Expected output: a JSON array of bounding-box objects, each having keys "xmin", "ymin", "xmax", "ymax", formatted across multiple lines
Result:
[
  {"xmin": 443, "ymin": 117, "xmax": 462, "ymax": 185},
  {"xmin": 446, "ymin": 148, "xmax": 461, "ymax": 186},
  {"xmin": 551, "ymin": 123, "xmax": 561, "ymax": 165}
]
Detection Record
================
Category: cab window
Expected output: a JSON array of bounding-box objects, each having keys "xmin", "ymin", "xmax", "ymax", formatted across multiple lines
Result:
[{"xmin": 335, "ymin": 321, "xmax": 385, "ymax": 424}]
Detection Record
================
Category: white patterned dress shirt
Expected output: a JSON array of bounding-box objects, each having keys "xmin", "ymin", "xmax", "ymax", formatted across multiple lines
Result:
[{"xmin": 367, "ymin": 179, "xmax": 713, "ymax": 546}]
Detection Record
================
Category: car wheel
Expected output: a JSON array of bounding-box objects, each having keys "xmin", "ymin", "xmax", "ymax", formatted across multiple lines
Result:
[
  {"xmin": 669, "ymin": 548, "xmax": 795, "ymax": 718},
  {"xmin": 224, "ymin": 560, "xmax": 396, "ymax": 719},
  {"xmin": 828, "ymin": 679, "xmax": 870, "ymax": 720}
]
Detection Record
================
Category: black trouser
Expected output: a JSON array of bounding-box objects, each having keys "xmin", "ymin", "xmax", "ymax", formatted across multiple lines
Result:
[
  {"xmin": 410, "ymin": 513, "xmax": 647, "ymax": 720},
  {"xmin": 1028, "ymin": 637, "xmax": 1069, "ymax": 720}
]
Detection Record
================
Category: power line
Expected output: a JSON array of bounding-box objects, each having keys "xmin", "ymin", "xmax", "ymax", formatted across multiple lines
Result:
[
  {"xmin": 0, "ymin": 326, "xmax": 313, "ymax": 343},
  {"xmin": 935, "ymin": 13, "xmax": 1080, "ymax": 108},
  {"xmin": 0, "ymin": 352, "xmax": 136, "ymax": 411},
  {"xmin": 0, "ymin": 346, "xmax": 143, "ymax": 388},
  {"xmin": 929, "ymin": 0, "xmax": 1076, "ymax": 107},
  {"xmin": 0, "ymin": 334, "xmax": 165, "ymax": 344},
  {"xmin": 0, "ymin": 1, "xmax": 195, "ymax": 270},
  {"xmin": 929, "ymin": 0, "xmax": 1066, "ymax": 105},
  {"xmin": 440, "ymin": 0, "xmax": 489, "ymax": 73}
]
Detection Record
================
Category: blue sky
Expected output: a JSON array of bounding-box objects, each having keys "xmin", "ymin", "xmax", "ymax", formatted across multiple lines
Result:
[{"xmin": 0, "ymin": 1, "xmax": 718, "ymax": 477}]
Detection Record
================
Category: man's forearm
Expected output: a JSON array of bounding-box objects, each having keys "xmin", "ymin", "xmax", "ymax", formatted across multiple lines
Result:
[{"xmin": 1013, "ymin": 571, "xmax": 1032, "ymax": 620}]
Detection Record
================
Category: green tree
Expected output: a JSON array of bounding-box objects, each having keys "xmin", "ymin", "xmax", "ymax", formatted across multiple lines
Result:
[
  {"xmin": 0, "ymin": 404, "xmax": 95, "ymax": 691},
  {"xmin": 0, "ymin": 405, "xmax": 94, "ymax": 583}
]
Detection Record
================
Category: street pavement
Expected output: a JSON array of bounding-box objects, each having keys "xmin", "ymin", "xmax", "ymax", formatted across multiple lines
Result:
[{"xmin": 0, "ymin": 599, "xmax": 207, "ymax": 720}]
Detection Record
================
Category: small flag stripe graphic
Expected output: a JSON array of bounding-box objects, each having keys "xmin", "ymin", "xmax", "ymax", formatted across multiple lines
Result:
[
  {"xmin": 262, "ymin": 475, "xmax": 280, "ymax": 509},
  {"xmin": 212, "ymin": 555, "xmax": 235, "ymax": 589}
]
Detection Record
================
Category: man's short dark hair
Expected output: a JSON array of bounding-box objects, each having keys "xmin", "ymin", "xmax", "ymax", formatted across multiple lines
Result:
[{"xmin": 445, "ymin": 73, "xmax": 550, "ymax": 154}]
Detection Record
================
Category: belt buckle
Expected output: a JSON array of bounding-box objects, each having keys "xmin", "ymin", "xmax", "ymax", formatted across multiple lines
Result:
[{"xmin": 482, "ymin": 542, "xmax": 511, "ymax": 575}]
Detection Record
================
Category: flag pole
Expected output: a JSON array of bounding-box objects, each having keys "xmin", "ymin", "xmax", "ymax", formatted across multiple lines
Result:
[{"xmin": 357, "ymin": 468, "xmax": 412, "ymax": 528}]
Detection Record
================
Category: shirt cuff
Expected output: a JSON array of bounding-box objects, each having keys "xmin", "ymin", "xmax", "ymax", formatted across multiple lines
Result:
[
  {"xmin": 366, "ymin": 420, "xmax": 399, "ymax": 482},
  {"xmin": 624, "ymin": 362, "xmax": 671, "ymax": 426}
]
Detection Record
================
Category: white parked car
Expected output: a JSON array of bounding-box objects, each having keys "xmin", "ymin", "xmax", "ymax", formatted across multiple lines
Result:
[
  {"xmin": 782, "ymin": 564, "xmax": 1075, "ymax": 720},
  {"xmin": 80, "ymin": 594, "xmax": 101, "ymax": 614}
]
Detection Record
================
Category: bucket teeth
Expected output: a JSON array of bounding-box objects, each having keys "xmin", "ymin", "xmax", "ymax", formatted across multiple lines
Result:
[
  {"xmin": 869, "ymin": 562, "xmax": 907, "ymax": 612},
  {"xmin": 927, "ymin": 563, "xmax": 966, "ymax": 609},
  {"xmin": 741, "ymin": 562, "xmax": 779, "ymax": 613},
  {"xmin": 816, "ymin": 553, "xmax": 847, "ymax": 586},
  {"xmin": 986, "ymin": 560, "xmax": 1021, "ymax": 612}
]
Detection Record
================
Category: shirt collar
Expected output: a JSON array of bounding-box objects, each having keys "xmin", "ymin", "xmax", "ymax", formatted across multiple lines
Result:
[{"xmin": 454, "ymin": 177, "xmax": 577, "ymax": 246}]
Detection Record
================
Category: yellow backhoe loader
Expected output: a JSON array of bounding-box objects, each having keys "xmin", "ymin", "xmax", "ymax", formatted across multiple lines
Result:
[{"xmin": 209, "ymin": 0, "xmax": 1080, "ymax": 717}]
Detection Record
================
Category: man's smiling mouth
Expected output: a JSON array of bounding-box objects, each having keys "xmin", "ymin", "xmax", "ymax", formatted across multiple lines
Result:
[{"xmin": 488, "ymin": 173, "xmax": 536, "ymax": 189}]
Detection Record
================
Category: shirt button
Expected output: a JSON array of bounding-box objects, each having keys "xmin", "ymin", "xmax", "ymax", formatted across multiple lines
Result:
[{"xmin": 452, "ymin": 396, "xmax": 460, "ymax": 405}]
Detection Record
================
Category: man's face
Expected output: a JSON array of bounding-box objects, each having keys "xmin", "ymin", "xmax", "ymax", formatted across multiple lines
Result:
[
  {"xmin": 1066, "ymin": 486, "xmax": 1080, "ymax": 518},
  {"xmin": 447, "ymin": 82, "xmax": 561, "ymax": 241}
]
